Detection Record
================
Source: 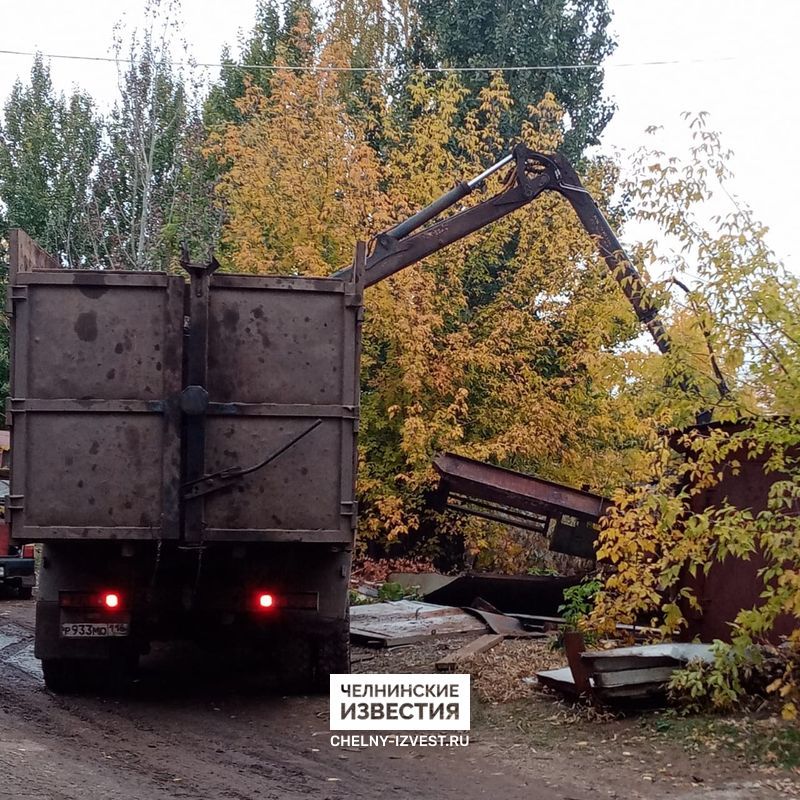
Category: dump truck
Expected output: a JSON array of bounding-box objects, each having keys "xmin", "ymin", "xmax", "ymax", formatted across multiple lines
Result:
[{"xmin": 7, "ymin": 146, "xmax": 680, "ymax": 693}]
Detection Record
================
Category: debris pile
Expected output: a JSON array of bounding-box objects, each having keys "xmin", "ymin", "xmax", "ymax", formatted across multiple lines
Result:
[
  {"xmin": 461, "ymin": 639, "xmax": 565, "ymax": 703},
  {"xmin": 537, "ymin": 642, "xmax": 715, "ymax": 702},
  {"xmin": 348, "ymin": 566, "xmax": 718, "ymax": 709}
]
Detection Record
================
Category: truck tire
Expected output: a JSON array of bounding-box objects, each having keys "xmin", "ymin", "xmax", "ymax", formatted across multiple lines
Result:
[
  {"xmin": 314, "ymin": 616, "xmax": 351, "ymax": 688},
  {"xmin": 42, "ymin": 656, "xmax": 137, "ymax": 695},
  {"xmin": 42, "ymin": 658, "xmax": 88, "ymax": 694},
  {"xmin": 275, "ymin": 614, "xmax": 350, "ymax": 694},
  {"xmin": 18, "ymin": 586, "xmax": 33, "ymax": 600}
]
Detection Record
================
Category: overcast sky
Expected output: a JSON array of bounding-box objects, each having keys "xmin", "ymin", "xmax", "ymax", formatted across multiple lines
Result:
[{"xmin": 0, "ymin": 0, "xmax": 796, "ymax": 268}]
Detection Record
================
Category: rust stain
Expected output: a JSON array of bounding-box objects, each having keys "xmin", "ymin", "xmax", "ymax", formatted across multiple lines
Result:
[{"xmin": 74, "ymin": 311, "xmax": 98, "ymax": 342}]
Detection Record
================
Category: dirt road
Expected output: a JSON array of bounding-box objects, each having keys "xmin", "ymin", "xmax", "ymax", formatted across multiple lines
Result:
[{"xmin": 0, "ymin": 599, "xmax": 793, "ymax": 800}]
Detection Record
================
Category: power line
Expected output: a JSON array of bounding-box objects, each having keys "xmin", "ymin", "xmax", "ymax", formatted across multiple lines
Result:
[{"xmin": 0, "ymin": 47, "xmax": 741, "ymax": 73}]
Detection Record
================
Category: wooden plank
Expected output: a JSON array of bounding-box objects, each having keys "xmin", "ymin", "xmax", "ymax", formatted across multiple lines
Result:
[
  {"xmin": 435, "ymin": 634, "xmax": 504, "ymax": 671},
  {"xmin": 349, "ymin": 601, "xmax": 487, "ymax": 648},
  {"xmin": 349, "ymin": 629, "xmax": 432, "ymax": 648}
]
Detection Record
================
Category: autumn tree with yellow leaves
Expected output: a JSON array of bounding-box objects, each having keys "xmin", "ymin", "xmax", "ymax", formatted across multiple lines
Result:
[{"xmin": 588, "ymin": 117, "xmax": 800, "ymax": 716}]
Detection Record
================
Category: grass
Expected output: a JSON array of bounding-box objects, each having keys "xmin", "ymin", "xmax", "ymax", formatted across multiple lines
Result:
[
  {"xmin": 477, "ymin": 691, "xmax": 800, "ymax": 773},
  {"xmin": 642, "ymin": 710, "xmax": 800, "ymax": 771}
]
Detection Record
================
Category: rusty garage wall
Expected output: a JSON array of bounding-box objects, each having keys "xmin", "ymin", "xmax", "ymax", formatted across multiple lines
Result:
[{"xmin": 675, "ymin": 420, "xmax": 797, "ymax": 644}]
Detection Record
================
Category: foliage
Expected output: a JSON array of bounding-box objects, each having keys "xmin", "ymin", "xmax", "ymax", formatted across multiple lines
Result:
[
  {"xmin": 558, "ymin": 577, "xmax": 602, "ymax": 630},
  {"xmin": 328, "ymin": 0, "xmax": 412, "ymax": 68},
  {"xmin": 667, "ymin": 641, "xmax": 763, "ymax": 713},
  {"xmin": 204, "ymin": 0, "xmax": 320, "ymax": 127},
  {"xmin": 207, "ymin": 29, "xmax": 387, "ymax": 275},
  {"xmin": 589, "ymin": 117, "xmax": 800, "ymax": 716},
  {"xmin": 0, "ymin": 1, "xmax": 216, "ymax": 273},
  {"xmin": 348, "ymin": 588, "xmax": 375, "ymax": 606},
  {"xmin": 350, "ymin": 556, "xmax": 437, "ymax": 586},
  {"xmin": 377, "ymin": 581, "xmax": 422, "ymax": 601},
  {"xmin": 408, "ymin": 0, "xmax": 616, "ymax": 158},
  {"xmin": 527, "ymin": 565, "xmax": 559, "ymax": 576},
  {"xmin": 0, "ymin": 56, "xmax": 100, "ymax": 266},
  {"xmin": 92, "ymin": 0, "xmax": 211, "ymax": 270}
]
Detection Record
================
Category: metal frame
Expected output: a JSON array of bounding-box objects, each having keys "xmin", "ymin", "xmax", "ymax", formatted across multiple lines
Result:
[
  {"xmin": 433, "ymin": 452, "xmax": 608, "ymax": 560},
  {"xmin": 433, "ymin": 453, "xmax": 609, "ymax": 520}
]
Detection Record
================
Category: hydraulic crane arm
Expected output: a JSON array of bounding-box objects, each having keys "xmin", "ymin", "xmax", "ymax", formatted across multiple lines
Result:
[{"xmin": 336, "ymin": 144, "xmax": 671, "ymax": 355}]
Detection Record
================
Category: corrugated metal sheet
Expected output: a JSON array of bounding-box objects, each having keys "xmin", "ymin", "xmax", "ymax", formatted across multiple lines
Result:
[{"xmin": 349, "ymin": 600, "xmax": 487, "ymax": 647}]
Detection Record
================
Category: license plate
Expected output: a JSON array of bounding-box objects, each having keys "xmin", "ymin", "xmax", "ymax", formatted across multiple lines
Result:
[{"xmin": 60, "ymin": 622, "xmax": 129, "ymax": 638}]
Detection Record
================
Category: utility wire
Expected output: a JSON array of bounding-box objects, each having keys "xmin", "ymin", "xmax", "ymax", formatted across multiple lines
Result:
[{"xmin": 0, "ymin": 47, "xmax": 741, "ymax": 73}]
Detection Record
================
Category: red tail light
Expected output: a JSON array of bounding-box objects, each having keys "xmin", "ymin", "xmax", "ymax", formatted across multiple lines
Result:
[
  {"xmin": 257, "ymin": 592, "xmax": 275, "ymax": 610},
  {"xmin": 21, "ymin": 544, "xmax": 35, "ymax": 559},
  {"xmin": 250, "ymin": 591, "xmax": 318, "ymax": 612},
  {"xmin": 59, "ymin": 591, "xmax": 125, "ymax": 610}
]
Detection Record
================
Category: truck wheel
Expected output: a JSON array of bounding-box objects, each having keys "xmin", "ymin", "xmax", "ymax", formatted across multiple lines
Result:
[
  {"xmin": 275, "ymin": 612, "xmax": 350, "ymax": 694},
  {"xmin": 313, "ymin": 617, "xmax": 351, "ymax": 690},
  {"xmin": 276, "ymin": 635, "xmax": 315, "ymax": 694},
  {"xmin": 42, "ymin": 656, "xmax": 137, "ymax": 695},
  {"xmin": 42, "ymin": 658, "xmax": 86, "ymax": 694},
  {"xmin": 18, "ymin": 586, "xmax": 33, "ymax": 600}
]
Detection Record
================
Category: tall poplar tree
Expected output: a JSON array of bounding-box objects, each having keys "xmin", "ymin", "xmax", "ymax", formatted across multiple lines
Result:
[
  {"xmin": 408, "ymin": 0, "xmax": 616, "ymax": 158},
  {"xmin": 0, "ymin": 55, "xmax": 100, "ymax": 266}
]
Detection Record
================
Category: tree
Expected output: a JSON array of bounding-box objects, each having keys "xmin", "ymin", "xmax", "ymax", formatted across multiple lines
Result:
[
  {"xmin": 325, "ymin": 0, "xmax": 413, "ymax": 109},
  {"xmin": 0, "ymin": 55, "xmax": 100, "ymax": 266},
  {"xmin": 204, "ymin": 0, "xmax": 319, "ymax": 128},
  {"xmin": 208, "ymin": 28, "xmax": 388, "ymax": 275},
  {"xmin": 90, "ymin": 0, "xmax": 213, "ymax": 270},
  {"xmin": 588, "ymin": 116, "xmax": 800, "ymax": 716},
  {"xmin": 407, "ymin": 0, "xmax": 616, "ymax": 159}
]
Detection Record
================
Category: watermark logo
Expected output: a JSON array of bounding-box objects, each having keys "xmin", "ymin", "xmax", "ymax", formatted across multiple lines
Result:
[{"xmin": 330, "ymin": 673, "xmax": 470, "ymax": 732}]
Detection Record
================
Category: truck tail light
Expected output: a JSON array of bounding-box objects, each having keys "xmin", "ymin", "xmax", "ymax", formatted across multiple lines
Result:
[
  {"xmin": 256, "ymin": 592, "xmax": 275, "ymax": 610},
  {"xmin": 59, "ymin": 591, "xmax": 125, "ymax": 611},
  {"xmin": 21, "ymin": 544, "xmax": 35, "ymax": 559},
  {"xmin": 250, "ymin": 592, "xmax": 318, "ymax": 611}
]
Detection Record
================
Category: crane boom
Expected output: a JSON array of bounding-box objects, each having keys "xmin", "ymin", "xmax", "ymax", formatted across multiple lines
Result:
[{"xmin": 335, "ymin": 144, "xmax": 671, "ymax": 355}]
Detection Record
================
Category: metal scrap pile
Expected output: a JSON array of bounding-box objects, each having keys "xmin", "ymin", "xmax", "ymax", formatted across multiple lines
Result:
[{"xmin": 537, "ymin": 641, "xmax": 716, "ymax": 703}]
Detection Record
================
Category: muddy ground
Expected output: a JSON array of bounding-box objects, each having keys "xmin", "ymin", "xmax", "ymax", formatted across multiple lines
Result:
[{"xmin": 0, "ymin": 598, "xmax": 796, "ymax": 799}]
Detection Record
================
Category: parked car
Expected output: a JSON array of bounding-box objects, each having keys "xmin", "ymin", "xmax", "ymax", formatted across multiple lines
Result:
[{"xmin": 0, "ymin": 479, "xmax": 35, "ymax": 599}]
